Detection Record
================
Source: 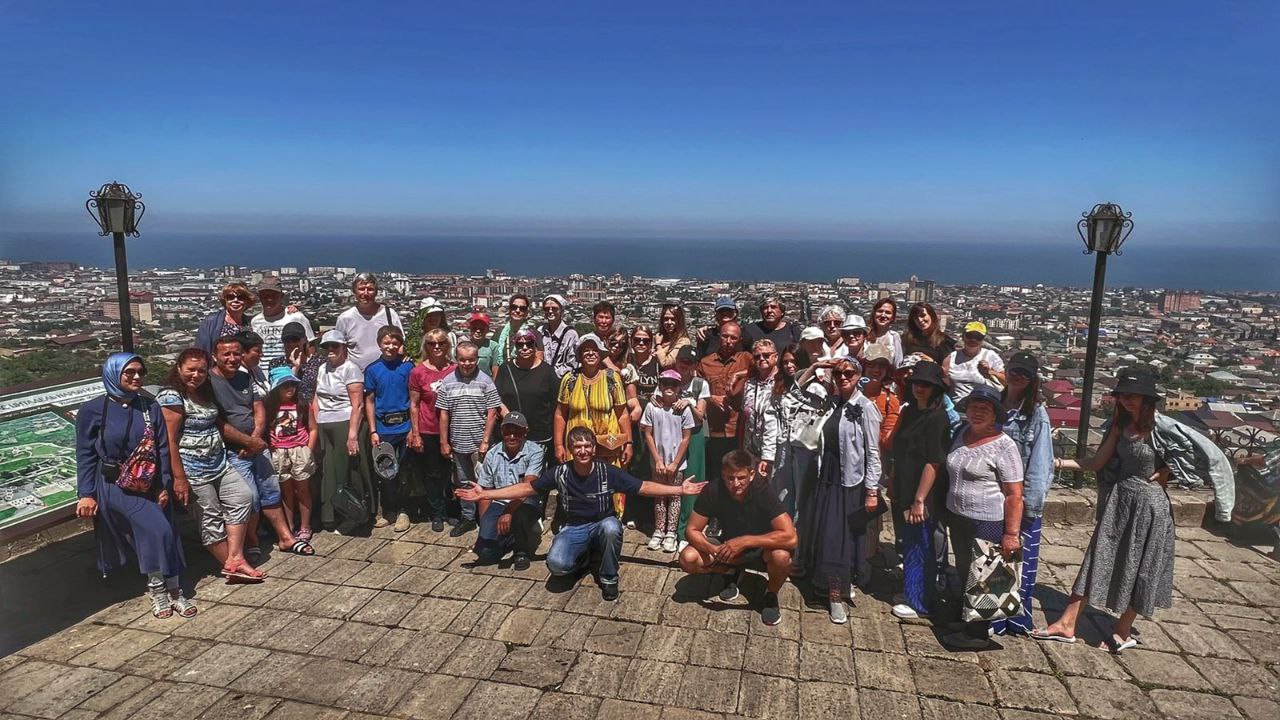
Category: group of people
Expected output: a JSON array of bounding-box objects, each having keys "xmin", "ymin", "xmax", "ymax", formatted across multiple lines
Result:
[{"xmin": 75, "ymin": 274, "xmax": 1234, "ymax": 653}]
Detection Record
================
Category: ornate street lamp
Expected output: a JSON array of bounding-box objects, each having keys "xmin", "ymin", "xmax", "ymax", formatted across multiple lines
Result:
[
  {"xmin": 1072, "ymin": 202, "xmax": 1134, "ymax": 486},
  {"xmin": 86, "ymin": 182, "xmax": 146, "ymax": 352}
]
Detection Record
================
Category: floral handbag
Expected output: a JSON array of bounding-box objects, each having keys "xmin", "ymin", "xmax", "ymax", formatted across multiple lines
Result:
[
  {"xmin": 116, "ymin": 403, "xmax": 159, "ymax": 493},
  {"xmin": 960, "ymin": 538, "xmax": 1024, "ymax": 623}
]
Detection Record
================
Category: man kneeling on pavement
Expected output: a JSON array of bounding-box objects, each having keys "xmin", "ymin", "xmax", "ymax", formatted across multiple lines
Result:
[
  {"xmin": 457, "ymin": 426, "xmax": 705, "ymax": 600},
  {"xmin": 679, "ymin": 449, "xmax": 797, "ymax": 626},
  {"xmin": 472, "ymin": 411, "xmax": 545, "ymax": 570}
]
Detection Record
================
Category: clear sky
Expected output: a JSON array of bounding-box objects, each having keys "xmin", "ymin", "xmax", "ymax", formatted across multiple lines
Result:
[{"xmin": 2, "ymin": 1, "xmax": 1277, "ymax": 244}]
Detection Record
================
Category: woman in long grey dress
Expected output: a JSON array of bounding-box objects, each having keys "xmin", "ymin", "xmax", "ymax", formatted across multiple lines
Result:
[{"xmin": 1033, "ymin": 368, "xmax": 1175, "ymax": 653}]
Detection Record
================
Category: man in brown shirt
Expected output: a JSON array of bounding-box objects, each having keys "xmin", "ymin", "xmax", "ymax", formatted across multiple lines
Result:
[{"xmin": 699, "ymin": 321, "xmax": 753, "ymax": 483}]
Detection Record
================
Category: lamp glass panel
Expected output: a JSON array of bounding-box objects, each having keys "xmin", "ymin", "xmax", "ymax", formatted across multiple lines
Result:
[
  {"xmin": 1089, "ymin": 217, "xmax": 1116, "ymax": 252},
  {"xmin": 105, "ymin": 200, "xmax": 127, "ymax": 233}
]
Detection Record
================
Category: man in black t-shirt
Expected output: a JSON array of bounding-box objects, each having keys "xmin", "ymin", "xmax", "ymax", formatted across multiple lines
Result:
[{"xmin": 679, "ymin": 449, "xmax": 797, "ymax": 626}]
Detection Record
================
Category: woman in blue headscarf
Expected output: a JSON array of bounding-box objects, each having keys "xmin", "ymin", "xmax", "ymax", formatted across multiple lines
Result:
[{"xmin": 75, "ymin": 352, "xmax": 194, "ymax": 618}]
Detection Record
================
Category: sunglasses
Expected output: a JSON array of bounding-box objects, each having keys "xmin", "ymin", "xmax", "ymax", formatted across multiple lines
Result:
[
  {"xmin": 821, "ymin": 320, "xmax": 842, "ymax": 327},
  {"xmin": 514, "ymin": 341, "xmax": 535, "ymax": 348},
  {"xmin": 122, "ymin": 368, "xmax": 147, "ymax": 377},
  {"xmin": 509, "ymin": 304, "xmax": 529, "ymax": 312},
  {"xmin": 631, "ymin": 337, "xmax": 652, "ymax": 345},
  {"xmin": 753, "ymin": 353, "xmax": 776, "ymax": 360},
  {"xmin": 425, "ymin": 341, "xmax": 448, "ymax": 347},
  {"xmin": 542, "ymin": 305, "xmax": 559, "ymax": 312},
  {"xmin": 608, "ymin": 341, "xmax": 626, "ymax": 347},
  {"xmin": 834, "ymin": 370, "xmax": 859, "ymax": 380}
]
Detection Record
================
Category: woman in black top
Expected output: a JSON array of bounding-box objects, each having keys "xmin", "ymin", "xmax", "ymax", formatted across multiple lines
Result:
[
  {"xmin": 901, "ymin": 302, "xmax": 956, "ymax": 363},
  {"xmin": 888, "ymin": 361, "xmax": 951, "ymax": 620},
  {"xmin": 495, "ymin": 326, "xmax": 559, "ymax": 454}
]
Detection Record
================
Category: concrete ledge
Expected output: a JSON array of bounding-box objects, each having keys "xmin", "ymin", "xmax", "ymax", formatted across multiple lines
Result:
[{"xmin": 1043, "ymin": 487, "xmax": 1212, "ymax": 528}]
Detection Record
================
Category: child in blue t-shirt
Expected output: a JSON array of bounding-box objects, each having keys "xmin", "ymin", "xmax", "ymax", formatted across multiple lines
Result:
[{"xmin": 363, "ymin": 326, "xmax": 416, "ymax": 531}]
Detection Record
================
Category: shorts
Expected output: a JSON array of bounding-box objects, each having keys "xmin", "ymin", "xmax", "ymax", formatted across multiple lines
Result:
[
  {"xmin": 270, "ymin": 445, "xmax": 315, "ymax": 483},
  {"xmin": 227, "ymin": 452, "xmax": 283, "ymax": 510},
  {"xmin": 189, "ymin": 466, "xmax": 255, "ymax": 545}
]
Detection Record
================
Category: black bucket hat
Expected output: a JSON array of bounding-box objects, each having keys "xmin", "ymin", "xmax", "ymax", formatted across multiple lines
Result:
[
  {"xmin": 1112, "ymin": 367, "xmax": 1160, "ymax": 399},
  {"xmin": 908, "ymin": 361, "xmax": 946, "ymax": 390}
]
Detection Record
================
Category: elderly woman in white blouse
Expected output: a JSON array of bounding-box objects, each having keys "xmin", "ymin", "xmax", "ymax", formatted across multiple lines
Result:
[{"xmin": 941, "ymin": 384, "xmax": 1024, "ymax": 649}]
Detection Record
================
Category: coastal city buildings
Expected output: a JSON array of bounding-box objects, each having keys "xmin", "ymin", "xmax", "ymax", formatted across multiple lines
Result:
[{"xmin": 1, "ymin": 259, "xmax": 1277, "ymax": 465}]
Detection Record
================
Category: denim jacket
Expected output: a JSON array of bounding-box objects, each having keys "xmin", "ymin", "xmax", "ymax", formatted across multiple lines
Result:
[
  {"xmin": 1002, "ymin": 403, "xmax": 1054, "ymax": 518},
  {"xmin": 1151, "ymin": 412, "xmax": 1235, "ymax": 522}
]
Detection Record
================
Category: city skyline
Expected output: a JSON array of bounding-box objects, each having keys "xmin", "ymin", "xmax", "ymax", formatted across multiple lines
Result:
[{"xmin": 2, "ymin": 2, "xmax": 1278, "ymax": 246}]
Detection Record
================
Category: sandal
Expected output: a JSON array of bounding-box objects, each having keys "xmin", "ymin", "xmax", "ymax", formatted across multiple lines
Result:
[
  {"xmin": 280, "ymin": 540, "xmax": 315, "ymax": 556},
  {"xmin": 296, "ymin": 528, "xmax": 313, "ymax": 543},
  {"xmin": 244, "ymin": 546, "xmax": 263, "ymax": 565},
  {"xmin": 222, "ymin": 561, "xmax": 267, "ymax": 583},
  {"xmin": 149, "ymin": 585, "xmax": 174, "ymax": 619},
  {"xmin": 1031, "ymin": 629, "xmax": 1078, "ymax": 644},
  {"xmin": 170, "ymin": 591, "xmax": 198, "ymax": 618},
  {"xmin": 1104, "ymin": 634, "xmax": 1138, "ymax": 654}
]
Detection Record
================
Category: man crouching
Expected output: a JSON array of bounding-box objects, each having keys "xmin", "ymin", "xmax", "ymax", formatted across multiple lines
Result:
[{"xmin": 679, "ymin": 449, "xmax": 797, "ymax": 626}]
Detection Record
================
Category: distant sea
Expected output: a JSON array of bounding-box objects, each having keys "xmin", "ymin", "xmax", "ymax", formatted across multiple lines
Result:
[{"xmin": 1, "ymin": 233, "xmax": 1275, "ymax": 292}]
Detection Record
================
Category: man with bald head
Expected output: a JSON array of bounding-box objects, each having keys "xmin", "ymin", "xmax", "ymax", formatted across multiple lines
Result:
[{"xmin": 699, "ymin": 320, "xmax": 753, "ymax": 483}]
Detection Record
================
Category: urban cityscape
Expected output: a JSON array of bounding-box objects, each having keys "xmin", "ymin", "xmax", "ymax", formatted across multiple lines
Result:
[{"xmin": 3, "ymin": 258, "xmax": 1277, "ymax": 456}]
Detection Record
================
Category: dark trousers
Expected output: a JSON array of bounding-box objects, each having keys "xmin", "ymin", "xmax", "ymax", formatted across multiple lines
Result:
[
  {"xmin": 414, "ymin": 434, "xmax": 451, "ymax": 521},
  {"xmin": 475, "ymin": 502, "xmax": 543, "ymax": 563},
  {"xmin": 374, "ymin": 431, "xmax": 409, "ymax": 517},
  {"xmin": 705, "ymin": 436, "xmax": 738, "ymax": 483}
]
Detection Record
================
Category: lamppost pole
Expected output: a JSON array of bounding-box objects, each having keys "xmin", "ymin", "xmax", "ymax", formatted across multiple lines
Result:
[
  {"xmin": 111, "ymin": 230, "xmax": 134, "ymax": 352},
  {"xmin": 1073, "ymin": 202, "xmax": 1134, "ymax": 487},
  {"xmin": 1074, "ymin": 251, "xmax": 1108, "ymax": 487},
  {"xmin": 86, "ymin": 182, "xmax": 145, "ymax": 353}
]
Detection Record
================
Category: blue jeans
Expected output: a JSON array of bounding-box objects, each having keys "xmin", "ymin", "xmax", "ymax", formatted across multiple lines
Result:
[
  {"xmin": 451, "ymin": 453, "xmax": 479, "ymax": 522},
  {"xmin": 546, "ymin": 516, "xmax": 623, "ymax": 585},
  {"xmin": 227, "ymin": 452, "xmax": 282, "ymax": 510},
  {"xmin": 475, "ymin": 501, "xmax": 543, "ymax": 564}
]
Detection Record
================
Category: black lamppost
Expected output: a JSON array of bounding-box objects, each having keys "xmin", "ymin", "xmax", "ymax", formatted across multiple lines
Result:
[
  {"xmin": 86, "ymin": 182, "xmax": 146, "ymax": 352},
  {"xmin": 1073, "ymin": 202, "xmax": 1133, "ymax": 486}
]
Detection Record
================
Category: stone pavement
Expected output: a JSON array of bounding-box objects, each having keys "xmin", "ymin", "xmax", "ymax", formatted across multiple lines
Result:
[{"xmin": 2, "ymin": 518, "xmax": 1278, "ymax": 720}]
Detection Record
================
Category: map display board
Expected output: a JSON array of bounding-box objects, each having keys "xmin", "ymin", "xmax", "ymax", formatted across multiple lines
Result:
[
  {"xmin": 0, "ymin": 377, "xmax": 103, "ymax": 538},
  {"xmin": 0, "ymin": 412, "xmax": 80, "ymax": 529}
]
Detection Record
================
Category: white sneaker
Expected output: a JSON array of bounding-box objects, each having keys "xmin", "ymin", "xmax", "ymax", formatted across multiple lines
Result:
[
  {"xmin": 677, "ymin": 540, "xmax": 689, "ymax": 553},
  {"xmin": 626, "ymin": 520, "xmax": 637, "ymax": 530},
  {"xmin": 661, "ymin": 533, "xmax": 678, "ymax": 553},
  {"xmin": 647, "ymin": 534, "xmax": 664, "ymax": 551},
  {"xmin": 891, "ymin": 603, "xmax": 928, "ymax": 619}
]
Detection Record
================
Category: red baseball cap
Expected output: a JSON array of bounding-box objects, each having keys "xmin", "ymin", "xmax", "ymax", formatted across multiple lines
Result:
[{"xmin": 467, "ymin": 312, "xmax": 491, "ymax": 327}]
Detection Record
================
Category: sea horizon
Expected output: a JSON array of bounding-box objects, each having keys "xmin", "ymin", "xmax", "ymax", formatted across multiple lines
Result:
[{"xmin": 0, "ymin": 232, "xmax": 1275, "ymax": 293}]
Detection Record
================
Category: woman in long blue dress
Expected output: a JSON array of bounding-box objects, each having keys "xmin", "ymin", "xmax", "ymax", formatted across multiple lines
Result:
[{"xmin": 75, "ymin": 352, "xmax": 193, "ymax": 618}]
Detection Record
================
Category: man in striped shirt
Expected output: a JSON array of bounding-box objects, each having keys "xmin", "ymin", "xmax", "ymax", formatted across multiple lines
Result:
[{"xmin": 437, "ymin": 341, "xmax": 501, "ymax": 537}]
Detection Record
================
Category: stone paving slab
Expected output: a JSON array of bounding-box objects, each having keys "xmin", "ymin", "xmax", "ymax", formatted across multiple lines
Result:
[{"xmin": 2, "ymin": 517, "xmax": 1278, "ymax": 720}]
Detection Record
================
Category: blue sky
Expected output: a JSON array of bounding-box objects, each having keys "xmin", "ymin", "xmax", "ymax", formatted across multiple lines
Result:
[{"xmin": 2, "ymin": 1, "xmax": 1277, "ymax": 244}]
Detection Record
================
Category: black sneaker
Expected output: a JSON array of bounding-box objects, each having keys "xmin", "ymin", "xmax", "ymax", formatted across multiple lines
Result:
[
  {"xmin": 761, "ymin": 591, "xmax": 781, "ymax": 626},
  {"xmin": 601, "ymin": 583, "xmax": 619, "ymax": 601},
  {"xmin": 513, "ymin": 553, "xmax": 531, "ymax": 571},
  {"xmin": 449, "ymin": 520, "xmax": 477, "ymax": 538},
  {"xmin": 431, "ymin": 519, "xmax": 445, "ymax": 532},
  {"xmin": 718, "ymin": 570, "xmax": 743, "ymax": 601}
]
